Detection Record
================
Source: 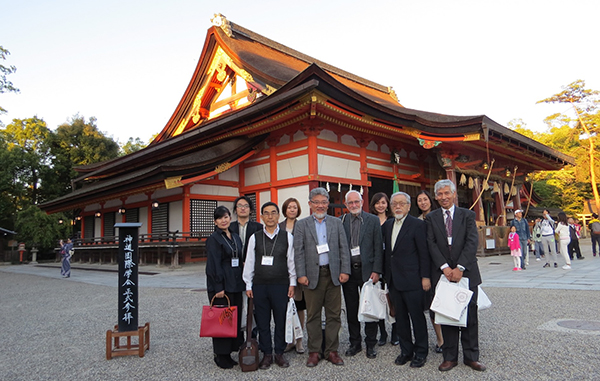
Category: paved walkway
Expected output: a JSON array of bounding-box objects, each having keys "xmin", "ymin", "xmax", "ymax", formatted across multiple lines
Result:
[
  {"xmin": 3, "ymin": 239, "xmax": 599, "ymax": 291},
  {"xmin": 1, "ymin": 239, "xmax": 599, "ymax": 380}
]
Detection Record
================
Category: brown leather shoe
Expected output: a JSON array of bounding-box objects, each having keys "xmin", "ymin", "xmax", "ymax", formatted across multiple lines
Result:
[
  {"xmin": 274, "ymin": 354, "xmax": 289, "ymax": 368},
  {"xmin": 438, "ymin": 360, "xmax": 458, "ymax": 371},
  {"xmin": 259, "ymin": 354, "xmax": 272, "ymax": 370},
  {"xmin": 306, "ymin": 352, "xmax": 320, "ymax": 367},
  {"xmin": 327, "ymin": 351, "xmax": 344, "ymax": 365},
  {"xmin": 464, "ymin": 360, "xmax": 487, "ymax": 371}
]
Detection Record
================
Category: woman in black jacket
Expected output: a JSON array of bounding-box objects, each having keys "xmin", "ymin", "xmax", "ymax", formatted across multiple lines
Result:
[{"xmin": 206, "ymin": 206, "xmax": 245, "ymax": 369}]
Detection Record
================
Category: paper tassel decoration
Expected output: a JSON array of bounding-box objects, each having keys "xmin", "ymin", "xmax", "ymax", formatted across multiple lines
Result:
[
  {"xmin": 504, "ymin": 183, "xmax": 510, "ymax": 194},
  {"xmin": 338, "ymin": 183, "xmax": 341, "ymax": 192},
  {"xmin": 349, "ymin": 183, "xmax": 353, "ymax": 191},
  {"xmin": 459, "ymin": 173, "xmax": 467, "ymax": 186},
  {"xmin": 360, "ymin": 186, "xmax": 363, "ymax": 195},
  {"xmin": 468, "ymin": 177, "xmax": 474, "ymax": 189},
  {"xmin": 493, "ymin": 182, "xmax": 500, "ymax": 194},
  {"xmin": 326, "ymin": 182, "xmax": 330, "ymax": 192},
  {"xmin": 511, "ymin": 186, "xmax": 518, "ymax": 196}
]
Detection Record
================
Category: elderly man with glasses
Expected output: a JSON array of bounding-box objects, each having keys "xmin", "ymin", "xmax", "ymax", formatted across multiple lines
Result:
[{"xmin": 294, "ymin": 187, "xmax": 351, "ymax": 367}]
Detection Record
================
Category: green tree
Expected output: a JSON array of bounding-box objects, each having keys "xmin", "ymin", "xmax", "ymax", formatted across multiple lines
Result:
[
  {"xmin": 0, "ymin": 46, "xmax": 19, "ymax": 121},
  {"xmin": 120, "ymin": 137, "xmax": 147, "ymax": 156},
  {"xmin": 14, "ymin": 205, "xmax": 64, "ymax": 252},
  {"xmin": 43, "ymin": 115, "xmax": 120, "ymax": 200},
  {"xmin": 538, "ymin": 80, "xmax": 600, "ymax": 211},
  {"xmin": 0, "ymin": 117, "xmax": 52, "ymax": 207}
]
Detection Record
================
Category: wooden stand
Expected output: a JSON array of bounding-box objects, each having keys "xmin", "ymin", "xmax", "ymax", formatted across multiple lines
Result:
[{"xmin": 106, "ymin": 322, "xmax": 150, "ymax": 360}]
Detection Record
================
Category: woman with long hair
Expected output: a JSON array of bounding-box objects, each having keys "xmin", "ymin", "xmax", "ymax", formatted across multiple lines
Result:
[
  {"xmin": 369, "ymin": 192, "xmax": 398, "ymax": 346},
  {"xmin": 555, "ymin": 212, "xmax": 573, "ymax": 270},
  {"xmin": 279, "ymin": 197, "xmax": 306, "ymax": 354},
  {"xmin": 415, "ymin": 190, "xmax": 444, "ymax": 353}
]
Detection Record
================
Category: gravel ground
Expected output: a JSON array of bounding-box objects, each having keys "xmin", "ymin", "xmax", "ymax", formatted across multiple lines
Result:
[{"xmin": 1, "ymin": 270, "xmax": 600, "ymax": 381}]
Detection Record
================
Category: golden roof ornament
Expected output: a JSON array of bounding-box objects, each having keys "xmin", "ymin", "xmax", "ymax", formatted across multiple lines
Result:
[{"xmin": 211, "ymin": 13, "xmax": 233, "ymax": 37}]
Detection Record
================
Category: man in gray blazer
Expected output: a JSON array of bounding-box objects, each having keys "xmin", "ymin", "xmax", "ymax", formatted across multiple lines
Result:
[
  {"xmin": 294, "ymin": 187, "xmax": 351, "ymax": 368},
  {"xmin": 426, "ymin": 179, "xmax": 486, "ymax": 372},
  {"xmin": 341, "ymin": 190, "xmax": 383, "ymax": 359}
]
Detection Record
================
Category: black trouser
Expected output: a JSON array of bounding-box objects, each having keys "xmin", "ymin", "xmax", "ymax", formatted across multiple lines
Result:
[
  {"xmin": 342, "ymin": 265, "xmax": 378, "ymax": 349},
  {"xmin": 207, "ymin": 291, "xmax": 244, "ymax": 355},
  {"xmin": 253, "ymin": 283, "xmax": 288, "ymax": 355},
  {"xmin": 389, "ymin": 285, "xmax": 428, "ymax": 359},
  {"xmin": 568, "ymin": 239, "xmax": 583, "ymax": 259}
]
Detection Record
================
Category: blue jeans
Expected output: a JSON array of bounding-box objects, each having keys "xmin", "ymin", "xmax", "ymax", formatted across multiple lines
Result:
[
  {"xmin": 534, "ymin": 241, "xmax": 544, "ymax": 259},
  {"xmin": 519, "ymin": 238, "xmax": 528, "ymax": 268}
]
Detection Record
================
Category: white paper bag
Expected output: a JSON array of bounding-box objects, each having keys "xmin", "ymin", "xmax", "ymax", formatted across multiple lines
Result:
[
  {"xmin": 477, "ymin": 286, "xmax": 492, "ymax": 310},
  {"xmin": 435, "ymin": 307, "xmax": 468, "ymax": 327},
  {"xmin": 285, "ymin": 298, "xmax": 303, "ymax": 343},
  {"xmin": 430, "ymin": 275, "xmax": 473, "ymax": 321},
  {"xmin": 358, "ymin": 280, "xmax": 388, "ymax": 321}
]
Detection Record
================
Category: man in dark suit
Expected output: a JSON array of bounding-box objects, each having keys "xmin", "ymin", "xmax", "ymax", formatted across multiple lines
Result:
[
  {"xmin": 230, "ymin": 195, "xmax": 262, "ymax": 259},
  {"xmin": 425, "ymin": 179, "xmax": 486, "ymax": 372},
  {"xmin": 341, "ymin": 190, "xmax": 383, "ymax": 359},
  {"xmin": 294, "ymin": 187, "xmax": 351, "ymax": 367},
  {"xmin": 382, "ymin": 191, "xmax": 430, "ymax": 368}
]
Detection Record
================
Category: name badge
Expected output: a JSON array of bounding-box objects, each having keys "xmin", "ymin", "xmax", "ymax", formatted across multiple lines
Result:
[
  {"xmin": 351, "ymin": 247, "xmax": 360, "ymax": 256},
  {"xmin": 261, "ymin": 256, "xmax": 274, "ymax": 266},
  {"xmin": 317, "ymin": 243, "xmax": 329, "ymax": 254},
  {"xmin": 231, "ymin": 258, "xmax": 239, "ymax": 267},
  {"xmin": 447, "ymin": 237, "xmax": 453, "ymax": 246}
]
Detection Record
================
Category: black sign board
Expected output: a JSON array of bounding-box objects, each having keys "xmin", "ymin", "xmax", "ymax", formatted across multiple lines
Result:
[{"xmin": 115, "ymin": 223, "xmax": 142, "ymax": 332}]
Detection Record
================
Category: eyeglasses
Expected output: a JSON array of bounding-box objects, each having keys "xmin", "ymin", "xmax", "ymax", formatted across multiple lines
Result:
[
  {"xmin": 262, "ymin": 211, "xmax": 279, "ymax": 217},
  {"xmin": 391, "ymin": 202, "xmax": 410, "ymax": 208},
  {"xmin": 346, "ymin": 200, "xmax": 362, "ymax": 206},
  {"xmin": 310, "ymin": 200, "xmax": 329, "ymax": 206},
  {"xmin": 236, "ymin": 204, "xmax": 250, "ymax": 209}
]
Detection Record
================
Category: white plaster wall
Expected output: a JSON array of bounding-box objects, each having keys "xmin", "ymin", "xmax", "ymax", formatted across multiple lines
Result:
[
  {"xmin": 341, "ymin": 134, "xmax": 359, "ymax": 147},
  {"xmin": 318, "ymin": 154, "xmax": 361, "ymax": 180},
  {"xmin": 139, "ymin": 207, "xmax": 148, "ymax": 234},
  {"xmin": 94, "ymin": 220, "xmax": 101, "ymax": 238},
  {"xmin": 245, "ymin": 163, "xmax": 270, "ymax": 186},
  {"xmin": 217, "ymin": 201, "xmax": 234, "ymax": 212},
  {"xmin": 293, "ymin": 130, "xmax": 307, "ymax": 141},
  {"xmin": 152, "ymin": 187, "xmax": 183, "ymax": 199},
  {"xmin": 319, "ymin": 129, "xmax": 337, "ymax": 142},
  {"xmin": 257, "ymin": 190, "xmax": 271, "ymax": 223},
  {"xmin": 277, "ymin": 185, "xmax": 310, "ymax": 222},
  {"xmin": 104, "ymin": 199, "xmax": 121, "ymax": 208},
  {"xmin": 169, "ymin": 201, "xmax": 183, "ymax": 232},
  {"xmin": 126, "ymin": 194, "xmax": 148, "ymax": 204},
  {"xmin": 190, "ymin": 184, "xmax": 239, "ymax": 196},
  {"xmin": 277, "ymin": 154, "xmax": 309, "ymax": 180},
  {"xmin": 84, "ymin": 203, "xmax": 101, "ymax": 213},
  {"xmin": 366, "ymin": 141, "xmax": 378, "ymax": 151},
  {"xmin": 218, "ymin": 165, "xmax": 239, "ymax": 182}
]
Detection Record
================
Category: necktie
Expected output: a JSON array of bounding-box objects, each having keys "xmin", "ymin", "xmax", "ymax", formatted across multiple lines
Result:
[{"xmin": 445, "ymin": 210, "xmax": 453, "ymax": 237}]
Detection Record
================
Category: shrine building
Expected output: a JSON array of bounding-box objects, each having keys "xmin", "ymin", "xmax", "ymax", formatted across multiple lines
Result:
[{"xmin": 40, "ymin": 14, "xmax": 573, "ymax": 264}]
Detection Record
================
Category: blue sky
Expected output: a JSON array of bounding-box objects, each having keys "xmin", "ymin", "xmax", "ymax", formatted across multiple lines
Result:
[{"xmin": 2, "ymin": 0, "xmax": 599, "ymax": 144}]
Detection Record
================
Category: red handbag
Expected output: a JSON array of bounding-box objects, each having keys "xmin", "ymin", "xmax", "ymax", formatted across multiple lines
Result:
[{"xmin": 200, "ymin": 295, "xmax": 238, "ymax": 338}]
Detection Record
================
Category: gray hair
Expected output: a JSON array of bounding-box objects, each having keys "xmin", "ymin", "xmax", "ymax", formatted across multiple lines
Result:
[
  {"xmin": 391, "ymin": 191, "xmax": 411, "ymax": 205},
  {"xmin": 434, "ymin": 179, "xmax": 456, "ymax": 194},
  {"xmin": 345, "ymin": 190, "xmax": 362, "ymax": 202},
  {"xmin": 309, "ymin": 187, "xmax": 330, "ymax": 201}
]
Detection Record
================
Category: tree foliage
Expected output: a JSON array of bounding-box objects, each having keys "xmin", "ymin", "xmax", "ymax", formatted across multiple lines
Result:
[{"xmin": 0, "ymin": 45, "xmax": 19, "ymax": 119}]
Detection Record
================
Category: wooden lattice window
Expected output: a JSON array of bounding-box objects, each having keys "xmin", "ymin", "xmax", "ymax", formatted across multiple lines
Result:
[
  {"xmin": 103, "ymin": 212, "xmax": 116, "ymax": 237},
  {"xmin": 125, "ymin": 208, "xmax": 139, "ymax": 223},
  {"xmin": 152, "ymin": 203, "xmax": 169, "ymax": 234},
  {"xmin": 84, "ymin": 215, "xmax": 94, "ymax": 239},
  {"xmin": 190, "ymin": 200, "xmax": 217, "ymax": 237}
]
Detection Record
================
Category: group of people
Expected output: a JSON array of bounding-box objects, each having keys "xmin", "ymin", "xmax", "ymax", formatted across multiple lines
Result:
[
  {"xmin": 510, "ymin": 209, "xmax": 586, "ymax": 271},
  {"xmin": 205, "ymin": 179, "xmax": 485, "ymax": 372}
]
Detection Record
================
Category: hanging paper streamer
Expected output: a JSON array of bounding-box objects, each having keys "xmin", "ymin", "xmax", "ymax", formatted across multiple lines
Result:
[
  {"xmin": 459, "ymin": 173, "xmax": 467, "ymax": 186},
  {"xmin": 359, "ymin": 186, "xmax": 363, "ymax": 195},
  {"xmin": 468, "ymin": 177, "xmax": 474, "ymax": 189},
  {"xmin": 504, "ymin": 183, "xmax": 510, "ymax": 194},
  {"xmin": 326, "ymin": 182, "xmax": 330, "ymax": 192},
  {"xmin": 493, "ymin": 182, "xmax": 500, "ymax": 194},
  {"xmin": 338, "ymin": 183, "xmax": 341, "ymax": 192},
  {"xmin": 349, "ymin": 183, "xmax": 353, "ymax": 191},
  {"xmin": 511, "ymin": 186, "xmax": 518, "ymax": 196}
]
